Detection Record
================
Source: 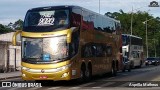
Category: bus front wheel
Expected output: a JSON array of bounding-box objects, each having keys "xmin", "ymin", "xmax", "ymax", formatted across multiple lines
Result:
[
  {"xmin": 77, "ymin": 65, "xmax": 86, "ymax": 83},
  {"xmin": 78, "ymin": 65, "xmax": 92, "ymax": 83}
]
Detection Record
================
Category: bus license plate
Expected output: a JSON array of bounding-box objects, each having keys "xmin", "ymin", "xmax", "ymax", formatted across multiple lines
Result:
[{"xmin": 40, "ymin": 76, "xmax": 48, "ymax": 79}]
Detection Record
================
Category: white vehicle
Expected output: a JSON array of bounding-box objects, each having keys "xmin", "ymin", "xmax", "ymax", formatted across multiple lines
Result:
[{"xmin": 122, "ymin": 34, "xmax": 144, "ymax": 68}]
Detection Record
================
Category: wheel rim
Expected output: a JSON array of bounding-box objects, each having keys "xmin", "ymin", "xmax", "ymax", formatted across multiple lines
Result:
[
  {"xmin": 112, "ymin": 67, "xmax": 114, "ymax": 74},
  {"xmin": 85, "ymin": 69, "xmax": 90, "ymax": 78},
  {"xmin": 80, "ymin": 69, "xmax": 85, "ymax": 79}
]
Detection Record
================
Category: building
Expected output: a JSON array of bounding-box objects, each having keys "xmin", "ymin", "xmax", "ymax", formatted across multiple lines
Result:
[{"xmin": 0, "ymin": 32, "xmax": 21, "ymax": 72}]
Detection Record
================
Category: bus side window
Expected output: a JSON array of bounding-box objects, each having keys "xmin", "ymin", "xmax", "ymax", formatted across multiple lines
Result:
[
  {"xmin": 70, "ymin": 30, "xmax": 80, "ymax": 57},
  {"xmin": 91, "ymin": 45, "xmax": 96, "ymax": 57},
  {"xmin": 27, "ymin": 12, "xmax": 41, "ymax": 26},
  {"xmin": 101, "ymin": 44, "xmax": 106, "ymax": 57},
  {"xmin": 95, "ymin": 44, "xmax": 104, "ymax": 57},
  {"xmin": 106, "ymin": 46, "xmax": 112, "ymax": 56},
  {"xmin": 137, "ymin": 51, "xmax": 140, "ymax": 58},
  {"xmin": 81, "ymin": 44, "xmax": 92, "ymax": 58},
  {"xmin": 132, "ymin": 51, "xmax": 139, "ymax": 58}
]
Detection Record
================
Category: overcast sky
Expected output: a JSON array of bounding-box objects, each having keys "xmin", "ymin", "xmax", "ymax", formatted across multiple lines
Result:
[{"xmin": 0, "ymin": 0, "xmax": 160, "ymax": 25}]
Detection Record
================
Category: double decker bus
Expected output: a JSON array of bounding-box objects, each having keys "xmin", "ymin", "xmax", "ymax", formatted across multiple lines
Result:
[
  {"xmin": 12, "ymin": 5, "xmax": 121, "ymax": 82},
  {"xmin": 122, "ymin": 34, "xmax": 143, "ymax": 68}
]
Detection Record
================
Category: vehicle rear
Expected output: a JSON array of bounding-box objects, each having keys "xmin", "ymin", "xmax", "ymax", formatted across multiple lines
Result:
[{"xmin": 145, "ymin": 57, "xmax": 159, "ymax": 66}]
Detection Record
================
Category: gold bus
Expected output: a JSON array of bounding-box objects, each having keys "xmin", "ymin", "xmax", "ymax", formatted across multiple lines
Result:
[{"xmin": 12, "ymin": 5, "xmax": 121, "ymax": 82}]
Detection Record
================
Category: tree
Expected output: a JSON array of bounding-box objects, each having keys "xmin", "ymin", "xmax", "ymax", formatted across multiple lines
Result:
[
  {"xmin": 13, "ymin": 19, "xmax": 23, "ymax": 30},
  {"xmin": 0, "ymin": 24, "xmax": 13, "ymax": 34},
  {"xmin": 7, "ymin": 19, "xmax": 23, "ymax": 30},
  {"xmin": 105, "ymin": 10, "xmax": 160, "ymax": 57},
  {"xmin": 0, "ymin": 19, "xmax": 23, "ymax": 34}
]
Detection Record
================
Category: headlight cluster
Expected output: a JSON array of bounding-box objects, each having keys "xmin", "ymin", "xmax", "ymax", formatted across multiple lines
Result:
[
  {"xmin": 21, "ymin": 64, "xmax": 71, "ymax": 73},
  {"xmin": 56, "ymin": 64, "xmax": 71, "ymax": 71}
]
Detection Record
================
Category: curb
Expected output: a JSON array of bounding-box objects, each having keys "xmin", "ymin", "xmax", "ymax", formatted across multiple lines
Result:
[{"xmin": 0, "ymin": 76, "xmax": 21, "ymax": 80}]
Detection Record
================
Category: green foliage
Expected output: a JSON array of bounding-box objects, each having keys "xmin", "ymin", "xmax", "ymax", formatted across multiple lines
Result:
[
  {"xmin": 0, "ymin": 24, "xmax": 13, "ymax": 34},
  {"xmin": 0, "ymin": 19, "xmax": 23, "ymax": 34},
  {"xmin": 13, "ymin": 19, "xmax": 23, "ymax": 30},
  {"xmin": 105, "ymin": 10, "xmax": 160, "ymax": 57}
]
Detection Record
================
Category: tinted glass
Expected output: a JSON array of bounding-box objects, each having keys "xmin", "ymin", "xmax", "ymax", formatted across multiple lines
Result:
[
  {"xmin": 24, "ymin": 9, "xmax": 69, "ymax": 32},
  {"xmin": 22, "ymin": 36, "xmax": 68, "ymax": 63}
]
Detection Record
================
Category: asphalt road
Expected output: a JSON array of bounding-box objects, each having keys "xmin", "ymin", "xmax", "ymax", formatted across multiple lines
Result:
[{"xmin": 1, "ymin": 65, "xmax": 160, "ymax": 90}]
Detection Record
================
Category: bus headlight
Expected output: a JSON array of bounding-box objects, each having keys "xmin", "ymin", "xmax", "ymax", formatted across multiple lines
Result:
[
  {"xmin": 22, "ymin": 66, "xmax": 30, "ymax": 71},
  {"xmin": 56, "ymin": 64, "xmax": 71, "ymax": 71},
  {"xmin": 61, "ymin": 72, "xmax": 69, "ymax": 78},
  {"xmin": 22, "ymin": 74, "xmax": 26, "ymax": 77}
]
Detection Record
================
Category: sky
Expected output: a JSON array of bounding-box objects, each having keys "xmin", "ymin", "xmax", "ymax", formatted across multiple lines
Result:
[{"xmin": 0, "ymin": 0, "xmax": 160, "ymax": 25}]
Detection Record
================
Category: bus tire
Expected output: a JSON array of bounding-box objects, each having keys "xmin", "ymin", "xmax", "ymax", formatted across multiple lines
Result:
[
  {"xmin": 86, "ymin": 63, "xmax": 92, "ymax": 82},
  {"xmin": 128, "ymin": 66, "xmax": 131, "ymax": 72},
  {"xmin": 77, "ymin": 64, "xmax": 86, "ymax": 83},
  {"xmin": 131, "ymin": 61, "xmax": 135, "ymax": 69},
  {"xmin": 138, "ymin": 60, "xmax": 142, "ymax": 68},
  {"xmin": 110, "ymin": 61, "xmax": 117, "ymax": 76}
]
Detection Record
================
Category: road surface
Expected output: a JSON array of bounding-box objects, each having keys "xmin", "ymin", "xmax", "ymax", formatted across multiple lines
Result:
[{"xmin": 1, "ymin": 65, "xmax": 160, "ymax": 90}]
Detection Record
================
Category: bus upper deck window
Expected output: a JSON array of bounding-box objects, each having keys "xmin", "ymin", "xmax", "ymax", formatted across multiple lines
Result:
[{"xmin": 54, "ymin": 11, "xmax": 68, "ymax": 25}]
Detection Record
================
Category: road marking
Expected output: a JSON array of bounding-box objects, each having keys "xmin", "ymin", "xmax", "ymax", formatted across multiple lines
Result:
[
  {"xmin": 8, "ymin": 88, "xmax": 20, "ymax": 90},
  {"xmin": 77, "ymin": 82, "xmax": 96, "ymax": 87},
  {"xmin": 99, "ymin": 82, "xmax": 116, "ymax": 87},
  {"xmin": 92, "ymin": 86, "xmax": 102, "ymax": 89},
  {"xmin": 100, "ymin": 77, "xmax": 116, "ymax": 81},
  {"xmin": 47, "ymin": 87, "xmax": 60, "ymax": 89},
  {"xmin": 68, "ymin": 87, "xmax": 80, "ymax": 89}
]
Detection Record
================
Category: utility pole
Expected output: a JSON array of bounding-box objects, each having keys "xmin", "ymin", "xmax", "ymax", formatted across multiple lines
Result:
[
  {"xmin": 145, "ymin": 18, "xmax": 148, "ymax": 58},
  {"xmin": 143, "ymin": 18, "xmax": 154, "ymax": 58},
  {"xmin": 130, "ymin": 7, "xmax": 133, "ymax": 35}
]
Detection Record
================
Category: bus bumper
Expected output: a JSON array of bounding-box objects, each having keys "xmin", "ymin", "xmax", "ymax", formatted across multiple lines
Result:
[{"xmin": 21, "ymin": 68, "xmax": 72, "ymax": 81}]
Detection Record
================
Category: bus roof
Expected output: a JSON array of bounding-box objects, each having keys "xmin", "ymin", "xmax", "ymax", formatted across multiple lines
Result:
[
  {"xmin": 122, "ymin": 34, "xmax": 142, "ymax": 39},
  {"xmin": 28, "ymin": 5, "xmax": 120, "ymax": 23},
  {"xmin": 29, "ymin": 5, "xmax": 78, "ymax": 11}
]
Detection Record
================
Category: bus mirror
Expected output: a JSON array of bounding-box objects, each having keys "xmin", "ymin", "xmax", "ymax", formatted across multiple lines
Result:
[{"xmin": 12, "ymin": 30, "xmax": 21, "ymax": 46}]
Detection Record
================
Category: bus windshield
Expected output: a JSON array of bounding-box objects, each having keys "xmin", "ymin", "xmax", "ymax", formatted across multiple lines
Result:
[
  {"xmin": 24, "ymin": 9, "xmax": 69, "ymax": 32},
  {"xmin": 22, "ymin": 35, "xmax": 68, "ymax": 63}
]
